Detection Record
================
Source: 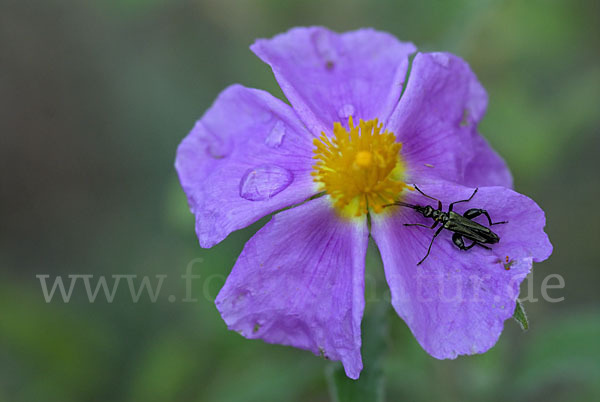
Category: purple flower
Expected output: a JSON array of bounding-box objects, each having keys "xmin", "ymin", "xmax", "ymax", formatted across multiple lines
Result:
[{"xmin": 176, "ymin": 27, "xmax": 552, "ymax": 379}]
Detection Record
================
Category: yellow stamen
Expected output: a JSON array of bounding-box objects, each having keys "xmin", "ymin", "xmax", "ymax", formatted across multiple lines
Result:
[
  {"xmin": 355, "ymin": 151, "xmax": 372, "ymax": 167},
  {"xmin": 312, "ymin": 116, "xmax": 410, "ymax": 217}
]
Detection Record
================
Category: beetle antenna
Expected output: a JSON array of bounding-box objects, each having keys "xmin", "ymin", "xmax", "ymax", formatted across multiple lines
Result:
[{"xmin": 383, "ymin": 201, "xmax": 419, "ymax": 210}]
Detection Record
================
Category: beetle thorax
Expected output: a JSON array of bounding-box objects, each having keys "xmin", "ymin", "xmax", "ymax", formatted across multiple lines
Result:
[{"xmin": 432, "ymin": 209, "xmax": 447, "ymax": 222}]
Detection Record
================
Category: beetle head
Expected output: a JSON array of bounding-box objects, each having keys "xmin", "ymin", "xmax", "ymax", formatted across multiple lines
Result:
[{"xmin": 422, "ymin": 205, "xmax": 434, "ymax": 218}]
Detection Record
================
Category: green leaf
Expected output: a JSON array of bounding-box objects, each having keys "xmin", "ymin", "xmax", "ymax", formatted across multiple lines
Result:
[{"xmin": 513, "ymin": 299, "xmax": 529, "ymax": 331}]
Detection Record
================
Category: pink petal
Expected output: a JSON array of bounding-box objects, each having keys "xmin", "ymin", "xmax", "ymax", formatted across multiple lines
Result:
[
  {"xmin": 175, "ymin": 84, "xmax": 317, "ymax": 247},
  {"xmin": 372, "ymin": 182, "xmax": 552, "ymax": 359},
  {"xmin": 251, "ymin": 27, "xmax": 416, "ymax": 135},
  {"xmin": 216, "ymin": 197, "xmax": 369, "ymax": 379}
]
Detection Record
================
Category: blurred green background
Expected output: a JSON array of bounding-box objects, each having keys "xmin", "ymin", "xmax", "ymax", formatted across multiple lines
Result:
[{"xmin": 1, "ymin": 0, "xmax": 599, "ymax": 401}]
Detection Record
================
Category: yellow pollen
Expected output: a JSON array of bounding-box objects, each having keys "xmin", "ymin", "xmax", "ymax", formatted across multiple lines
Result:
[
  {"xmin": 311, "ymin": 116, "xmax": 410, "ymax": 217},
  {"xmin": 355, "ymin": 151, "xmax": 372, "ymax": 167}
]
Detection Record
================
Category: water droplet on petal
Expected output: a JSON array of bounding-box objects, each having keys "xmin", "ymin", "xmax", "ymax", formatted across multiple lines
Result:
[
  {"xmin": 204, "ymin": 137, "xmax": 232, "ymax": 159},
  {"xmin": 195, "ymin": 121, "xmax": 233, "ymax": 159},
  {"xmin": 265, "ymin": 120, "xmax": 286, "ymax": 148},
  {"xmin": 312, "ymin": 30, "xmax": 339, "ymax": 67},
  {"xmin": 257, "ymin": 110, "xmax": 273, "ymax": 123},
  {"xmin": 430, "ymin": 53, "xmax": 450, "ymax": 67},
  {"xmin": 199, "ymin": 134, "xmax": 232, "ymax": 159},
  {"xmin": 239, "ymin": 165, "xmax": 294, "ymax": 201},
  {"xmin": 338, "ymin": 104, "xmax": 355, "ymax": 119}
]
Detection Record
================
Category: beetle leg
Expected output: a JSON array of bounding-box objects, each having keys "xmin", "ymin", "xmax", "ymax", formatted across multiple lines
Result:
[
  {"xmin": 448, "ymin": 188, "xmax": 478, "ymax": 212},
  {"xmin": 417, "ymin": 226, "xmax": 444, "ymax": 265},
  {"xmin": 404, "ymin": 223, "xmax": 431, "ymax": 229},
  {"xmin": 452, "ymin": 233, "xmax": 477, "ymax": 250},
  {"xmin": 463, "ymin": 208, "xmax": 507, "ymax": 226},
  {"xmin": 452, "ymin": 233, "xmax": 467, "ymax": 250},
  {"xmin": 405, "ymin": 221, "xmax": 439, "ymax": 230},
  {"xmin": 452, "ymin": 233, "xmax": 491, "ymax": 251}
]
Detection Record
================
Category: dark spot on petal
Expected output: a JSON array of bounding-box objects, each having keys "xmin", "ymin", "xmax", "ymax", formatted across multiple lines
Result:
[
  {"xmin": 325, "ymin": 60, "xmax": 335, "ymax": 70},
  {"xmin": 460, "ymin": 109, "xmax": 470, "ymax": 127}
]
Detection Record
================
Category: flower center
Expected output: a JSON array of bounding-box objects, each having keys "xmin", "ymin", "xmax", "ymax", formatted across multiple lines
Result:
[{"xmin": 312, "ymin": 117, "xmax": 410, "ymax": 217}]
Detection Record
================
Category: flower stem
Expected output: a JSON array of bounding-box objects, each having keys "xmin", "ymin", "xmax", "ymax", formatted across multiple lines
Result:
[{"xmin": 327, "ymin": 297, "xmax": 389, "ymax": 402}]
